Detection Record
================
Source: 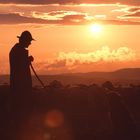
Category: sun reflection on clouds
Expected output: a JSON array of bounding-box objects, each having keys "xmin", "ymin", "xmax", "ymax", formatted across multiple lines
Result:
[
  {"xmin": 57, "ymin": 46, "xmax": 136, "ymax": 65},
  {"xmin": 33, "ymin": 46, "xmax": 139, "ymax": 74}
]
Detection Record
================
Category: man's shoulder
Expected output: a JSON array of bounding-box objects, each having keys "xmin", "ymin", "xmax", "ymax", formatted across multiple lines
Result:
[
  {"xmin": 10, "ymin": 44, "xmax": 23, "ymax": 57},
  {"xmin": 10, "ymin": 44, "xmax": 28, "ymax": 59},
  {"xmin": 11, "ymin": 43, "xmax": 19, "ymax": 51},
  {"xmin": 10, "ymin": 43, "xmax": 26, "ymax": 52}
]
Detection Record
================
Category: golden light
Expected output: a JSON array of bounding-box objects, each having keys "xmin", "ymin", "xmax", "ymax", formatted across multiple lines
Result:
[{"xmin": 90, "ymin": 24, "xmax": 102, "ymax": 34}]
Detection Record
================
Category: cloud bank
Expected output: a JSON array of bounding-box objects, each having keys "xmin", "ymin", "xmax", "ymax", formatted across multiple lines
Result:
[
  {"xmin": 0, "ymin": 0, "xmax": 140, "ymax": 6},
  {"xmin": 0, "ymin": 12, "xmax": 140, "ymax": 25},
  {"xmin": 34, "ymin": 46, "xmax": 139, "ymax": 74},
  {"xmin": 124, "ymin": 12, "xmax": 140, "ymax": 17},
  {"xmin": 112, "ymin": 6, "xmax": 140, "ymax": 19}
]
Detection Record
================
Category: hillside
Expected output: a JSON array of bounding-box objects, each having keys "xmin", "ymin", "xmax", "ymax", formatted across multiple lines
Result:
[{"xmin": 1, "ymin": 68, "xmax": 140, "ymax": 86}]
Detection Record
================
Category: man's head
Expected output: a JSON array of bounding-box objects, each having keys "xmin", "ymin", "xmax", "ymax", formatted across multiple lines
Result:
[{"xmin": 17, "ymin": 31, "xmax": 35, "ymax": 48}]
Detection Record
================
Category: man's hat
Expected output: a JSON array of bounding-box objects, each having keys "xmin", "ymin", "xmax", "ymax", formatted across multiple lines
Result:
[{"xmin": 17, "ymin": 31, "xmax": 35, "ymax": 41}]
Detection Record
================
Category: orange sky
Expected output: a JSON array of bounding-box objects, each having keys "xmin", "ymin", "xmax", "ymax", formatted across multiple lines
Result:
[{"xmin": 0, "ymin": 2, "xmax": 140, "ymax": 74}]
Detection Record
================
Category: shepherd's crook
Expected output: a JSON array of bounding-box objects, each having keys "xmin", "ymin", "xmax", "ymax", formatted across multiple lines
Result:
[{"xmin": 30, "ymin": 63, "xmax": 46, "ymax": 89}]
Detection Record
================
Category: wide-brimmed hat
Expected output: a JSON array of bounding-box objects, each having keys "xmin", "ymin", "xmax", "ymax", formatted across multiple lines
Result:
[{"xmin": 17, "ymin": 31, "xmax": 35, "ymax": 41}]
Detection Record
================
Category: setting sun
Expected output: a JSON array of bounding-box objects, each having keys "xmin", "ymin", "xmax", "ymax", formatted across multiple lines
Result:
[{"xmin": 90, "ymin": 24, "xmax": 102, "ymax": 34}]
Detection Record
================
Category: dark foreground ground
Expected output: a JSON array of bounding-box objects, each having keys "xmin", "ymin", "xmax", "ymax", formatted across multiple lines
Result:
[{"xmin": 0, "ymin": 82, "xmax": 140, "ymax": 140}]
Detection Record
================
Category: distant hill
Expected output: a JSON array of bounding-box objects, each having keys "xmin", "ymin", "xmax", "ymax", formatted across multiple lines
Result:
[
  {"xmin": 113, "ymin": 68, "xmax": 140, "ymax": 78},
  {"xmin": 72, "ymin": 68, "xmax": 140, "ymax": 79},
  {"xmin": 1, "ymin": 68, "xmax": 140, "ymax": 86}
]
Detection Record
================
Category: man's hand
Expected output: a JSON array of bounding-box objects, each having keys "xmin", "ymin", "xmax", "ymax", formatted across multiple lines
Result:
[{"xmin": 28, "ymin": 56, "xmax": 34, "ymax": 63}]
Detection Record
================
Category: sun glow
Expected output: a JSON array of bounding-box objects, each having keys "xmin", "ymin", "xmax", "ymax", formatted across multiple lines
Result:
[{"xmin": 90, "ymin": 24, "xmax": 102, "ymax": 34}]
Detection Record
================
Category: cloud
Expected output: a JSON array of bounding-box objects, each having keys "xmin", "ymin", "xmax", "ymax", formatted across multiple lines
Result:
[
  {"xmin": 0, "ymin": 12, "xmax": 91, "ymax": 25},
  {"xmin": 112, "ymin": 6, "xmax": 140, "ymax": 19},
  {"xmin": 46, "ymin": 59, "xmax": 67, "ymax": 69},
  {"xmin": 112, "ymin": 6, "xmax": 140, "ymax": 13},
  {"xmin": 0, "ymin": 4, "xmax": 140, "ymax": 25},
  {"xmin": 34, "ymin": 46, "xmax": 139, "ymax": 74},
  {"xmin": 57, "ymin": 46, "xmax": 136, "ymax": 64},
  {"xmin": 1, "ymin": 12, "xmax": 140, "ymax": 25},
  {"xmin": 127, "ymin": 7, "xmax": 140, "ymax": 13},
  {"xmin": 62, "ymin": 14, "xmax": 88, "ymax": 24},
  {"xmin": 0, "ymin": 13, "xmax": 50, "ymax": 24},
  {"xmin": 0, "ymin": 0, "xmax": 140, "ymax": 6},
  {"xmin": 119, "ymin": 7, "xmax": 140, "ymax": 18},
  {"xmin": 96, "ymin": 19, "xmax": 140, "ymax": 25},
  {"xmin": 32, "ymin": 11, "xmax": 89, "ymax": 21},
  {"xmin": 123, "ymin": 12, "xmax": 140, "ymax": 17}
]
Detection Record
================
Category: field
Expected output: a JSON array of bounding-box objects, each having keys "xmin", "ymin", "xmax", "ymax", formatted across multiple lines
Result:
[{"xmin": 0, "ymin": 81, "xmax": 140, "ymax": 140}]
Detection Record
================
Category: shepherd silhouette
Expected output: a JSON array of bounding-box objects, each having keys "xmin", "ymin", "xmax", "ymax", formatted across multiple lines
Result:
[{"xmin": 9, "ymin": 31, "xmax": 35, "ymax": 94}]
